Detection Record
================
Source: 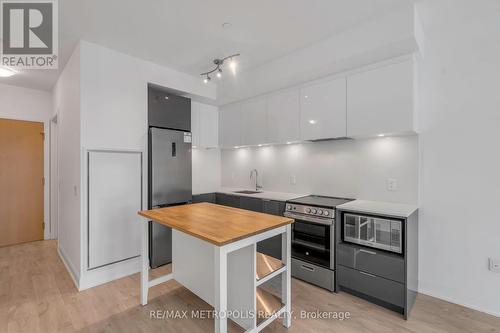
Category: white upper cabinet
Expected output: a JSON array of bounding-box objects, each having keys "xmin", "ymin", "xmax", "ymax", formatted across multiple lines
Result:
[
  {"xmin": 191, "ymin": 104, "xmax": 201, "ymax": 147},
  {"xmin": 299, "ymin": 77, "xmax": 347, "ymax": 141},
  {"xmin": 267, "ymin": 88, "xmax": 301, "ymax": 143},
  {"xmin": 241, "ymin": 96, "xmax": 268, "ymax": 146},
  {"xmin": 219, "ymin": 103, "xmax": 242, "ymax": 148},
  {"xmin": 346, "ymin": 59, "xmax": 414, "ymax": 137},
  {"xmin": 191, "ymin": 101, "xmax": 219, "ymax": 148}
]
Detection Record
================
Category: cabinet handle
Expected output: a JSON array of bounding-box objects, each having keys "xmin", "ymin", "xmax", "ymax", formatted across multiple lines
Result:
[
  {"xmin": 359, "ymin": 249, "xmax": 377, "ymax": 255},
  {"xmin": 301, "ymin": 265, "xmax": 315, "ymax": 272},
  {"xmin": 359, "ymin": 271, "xmax": 377, "ymax": 278}
]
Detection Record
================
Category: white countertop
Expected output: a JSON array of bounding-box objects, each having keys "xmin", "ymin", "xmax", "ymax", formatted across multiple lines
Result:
[
  {"xmin": 337, "ymin": 199, "xmax": 418, "ymax": 218},
  {"xmin": 216, "ymin": 187, "xmax": 306, "ymax": 202}
]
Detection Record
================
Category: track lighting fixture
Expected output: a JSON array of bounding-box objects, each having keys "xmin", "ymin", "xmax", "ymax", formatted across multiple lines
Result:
[{"xmin": 201, "ymin": 53, "xmax": 240, "ymax": 83}]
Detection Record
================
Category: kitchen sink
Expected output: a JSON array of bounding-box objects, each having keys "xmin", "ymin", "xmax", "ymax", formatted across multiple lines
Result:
[{"xmin": 233, "ymin": 190, "xmax": 262, "ymax": 194}]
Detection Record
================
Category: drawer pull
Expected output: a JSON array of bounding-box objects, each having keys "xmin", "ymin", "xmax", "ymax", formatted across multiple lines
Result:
[
  {"xmin": 301, "ymin": 264, "xmax": 315, "ymax": 272},
  {"xmin": 359, "ymin": 249, "xmax": 377, "ymax": 255},
  {"xmin": 359, "ymin": 271, "xmax": 377, "ymax": 278}
]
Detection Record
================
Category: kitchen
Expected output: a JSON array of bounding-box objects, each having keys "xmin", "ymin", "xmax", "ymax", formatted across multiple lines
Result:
[{"xmin": 0, "ymin": 1, "xmax": 499, "ymax": 333}]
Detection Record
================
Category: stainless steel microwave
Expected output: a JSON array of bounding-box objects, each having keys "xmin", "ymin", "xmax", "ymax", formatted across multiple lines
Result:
[{"xmin": 343, "ymin": 213, "xmax": 402, "ymax": 253}]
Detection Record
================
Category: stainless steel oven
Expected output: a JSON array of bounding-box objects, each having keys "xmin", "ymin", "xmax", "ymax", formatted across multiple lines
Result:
[
  {"xmin": 284, "ymin": 210, "xmax": 334, "ymax": 269},
  {"xmin": 343, "ymin": 213, "xmax": 402, "ymax": 253},
  {"xmin": 284, "ymin": 195, "xmax": 354, "ymax": 292}
]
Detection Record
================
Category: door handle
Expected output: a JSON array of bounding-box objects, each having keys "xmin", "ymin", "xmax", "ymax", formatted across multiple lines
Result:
[
  {"xmin": 301, "ymin": 264, "xmax": 315, "ymax": 272},
  {"xmin": 359, "ymin": 271, "xmax": 377, "ymax": 278}
]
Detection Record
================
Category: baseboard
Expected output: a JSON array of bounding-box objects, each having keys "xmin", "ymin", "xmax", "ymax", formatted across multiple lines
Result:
[
  {"xmin": 78, "ymin": 256, "xmax": 141, "ymax": 291},
  {"xmin": 57, "ymin": 245, "xmax": 80, "ymax": 290},
  {"xmin": 418, "ymin": 285, "xmax": 500, "ymax": 318}
]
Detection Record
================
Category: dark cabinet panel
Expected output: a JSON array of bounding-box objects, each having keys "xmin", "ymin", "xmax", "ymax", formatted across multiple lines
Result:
[
  {"xmin": 215, "ymin": 193, "xmax": 240, "ymax": 208},
  {"xmin": 263, "ymin": 200, "xmax": 285, "ymax": 216},
  {"xmin": 337, "ymin": 243, "xmax": 404, "ymax": 283},
  {"xmin": 192, "ymin": 193, "xmax": 216, "ymax": 204},
  {"xmin": 148, "ymin": 86, "xmax": 191, "ymax": 131},
  {"xmin": 257, "ymin": 199, "xmax": 285, "ymax": 259},
  {"xmin": 338, "ymin": 265, "xmax": 404, "ymax": 307},
  {"xmin": 239, "ymin": 197, "xmax": 263, "ymax": 212}
]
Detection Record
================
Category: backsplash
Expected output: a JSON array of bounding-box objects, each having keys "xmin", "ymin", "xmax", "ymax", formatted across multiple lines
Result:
[{"xmin": 221, "ymin": 135, "xmax": 418, "ymax": 204}]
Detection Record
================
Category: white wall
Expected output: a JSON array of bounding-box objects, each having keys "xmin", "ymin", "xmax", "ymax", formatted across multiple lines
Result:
[
  {"xmin": 52, "ymin": 43, "xmax": 82, "ymax": 282},
  {"xmin": 0, "ymin": 83, "xmax": 53, "ymax": 241},
  {"xmin": 0, "ymin": 83, "xmax": 52, "ymax": 121},
  {"xmin": 76, "ymin": 40, "xmax": 216, "ymax": 289},
  {"xmin": 217, "ymin": 6, "xmax": 418, "ymax": 105},
  {"xmin": 416, "ymin": 0, "xmax": 500, "ymax": 317},
  {"xmin": 222, "ymin": 136, "xmax": 418, "ymax": 204}
]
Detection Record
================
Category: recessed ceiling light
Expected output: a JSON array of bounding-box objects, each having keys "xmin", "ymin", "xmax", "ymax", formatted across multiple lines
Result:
[
  {"xmin": 378, "ymin": 134, "xmax": 385, "ymax": 137},
  {"xmin": 0, "ymin": 66, "xmax": 16, "ymax": 77},
  {"xmin": 222, "ymin": 22, "xmax": 232, "ymax": 29},
  {"xmin": 233, "ymin": 146, "xmax": 239, "ymax": 149},
  {"xmin": 308, "ymin": 120, "xmax": 317, "ymax": 125}
]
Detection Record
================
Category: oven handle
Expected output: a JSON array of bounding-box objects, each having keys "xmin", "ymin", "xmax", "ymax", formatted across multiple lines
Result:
[{"xmin": 284, "ymin": 211, "xmax": 334, "ymax": 225}]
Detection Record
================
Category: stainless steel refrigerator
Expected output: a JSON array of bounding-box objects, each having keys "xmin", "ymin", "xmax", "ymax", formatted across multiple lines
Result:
[{"xmin": 148, "ymin": 127, "xmax": 192, "ymax": 268}]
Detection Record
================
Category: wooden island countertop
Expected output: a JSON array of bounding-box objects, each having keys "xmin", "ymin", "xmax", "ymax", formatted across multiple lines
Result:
[{"xmin": 138, "ymin": 202, "xmax": 294, "ymax": 246}]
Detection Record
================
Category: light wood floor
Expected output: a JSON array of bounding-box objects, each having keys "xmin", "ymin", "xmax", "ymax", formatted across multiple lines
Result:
[{"xmin": 1, "ymin": 240, "xmax": 498, "ymax": 333}]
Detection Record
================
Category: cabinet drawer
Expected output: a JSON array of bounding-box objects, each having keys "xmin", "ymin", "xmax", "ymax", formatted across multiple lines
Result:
[
  {"xmin": 292, "ymin": 258, "xmax": 334, "ymax": 291},
  {"xmin": 337, "ymin": 243, "xmax": 404, "ymax": 283},
  {"xmin": 338, "ymin": 265, "xmax": 404, "ymax": 307}
]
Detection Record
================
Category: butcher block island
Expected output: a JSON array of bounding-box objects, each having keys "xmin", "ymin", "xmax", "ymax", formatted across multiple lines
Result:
[{"xmin": 138, "ymin": 202, "xmax": 294, "ymax": 333}]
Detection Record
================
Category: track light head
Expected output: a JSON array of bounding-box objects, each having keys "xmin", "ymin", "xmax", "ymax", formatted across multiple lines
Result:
[{"xmin": 200, "ymin": 53, "xmax": 240, "ymax": 82}]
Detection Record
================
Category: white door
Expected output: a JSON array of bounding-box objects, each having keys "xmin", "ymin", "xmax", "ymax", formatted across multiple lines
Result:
[
  {"xmin": 346, "ymin": 60, "xmax": 414, "ymax": 137},
  {"xmin": 300, "ymin": 77, "xmax": 347, "ymax": 141},
  {"xmin": 267, "ymin": 88, "xmax": 300, "ymax": 144},
  {"xmin": 88, "ymin": 150, "xmax": 142, "ymax": 269}
]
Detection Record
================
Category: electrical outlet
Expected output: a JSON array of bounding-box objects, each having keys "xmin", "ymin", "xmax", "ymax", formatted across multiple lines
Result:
[
  {"xmin": 386, "ymin": 178, "xmax": 398, "ymax": 191},
  {"xmin": 489, "ymin": 258, "xmax": 500, "ymax": 273},
  {"xmin": 290, "ymin": 174, "xmax": 297, "ymax": 185}
]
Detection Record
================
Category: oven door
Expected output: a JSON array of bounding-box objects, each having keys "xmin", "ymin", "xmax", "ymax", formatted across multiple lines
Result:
[{"xmin": 285, "ymin": 212, "xmax": 334, "ymax": 269}]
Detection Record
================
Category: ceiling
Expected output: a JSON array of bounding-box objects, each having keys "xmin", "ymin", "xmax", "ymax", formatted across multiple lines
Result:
[{"xmin": 0, "ymin": 0, "xmax": 414, "ymax": 92}]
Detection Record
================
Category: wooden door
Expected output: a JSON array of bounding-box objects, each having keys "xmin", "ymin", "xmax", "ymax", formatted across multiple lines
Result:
[{"xmin": 0, "ymin": 118, "xmax": 44, "ymax": 247}]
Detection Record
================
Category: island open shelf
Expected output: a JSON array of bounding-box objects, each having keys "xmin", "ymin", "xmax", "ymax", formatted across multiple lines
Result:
[
  {"xmin": 256, "ymin": 252, "xmax": 285, "ymax": 285},
  {"xmin": 256, "ymin": 287, "xmax": 285, "ymax": 326}
]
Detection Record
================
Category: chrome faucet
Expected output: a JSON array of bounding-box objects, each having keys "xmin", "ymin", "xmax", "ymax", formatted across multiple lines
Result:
[{"xmin": 250, "ymin": 169, "xmax": 262, "ymax": 192}]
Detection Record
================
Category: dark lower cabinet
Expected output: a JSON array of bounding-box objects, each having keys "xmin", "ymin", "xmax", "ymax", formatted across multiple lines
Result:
[
  {"xmin": 215, "ymin": 193, "xmax": 240, "ymax": 208},
  {"xmin": 257, "ymin": 199, "xmax": 285, "ymax": 259},
  {"xmin": 197, "ymin": 193, "xmax": 285, "ymax": 260},
  {"xmin": 192, "ymin": 193, "xmax": 216, "ymax": 203},
  {"xmin": 239, "ymin": 197, "xmax": 263, "ymax": 212},
  {"xmin": 336, "ymin": 209, "xmax": 419, "ymax": 319}
]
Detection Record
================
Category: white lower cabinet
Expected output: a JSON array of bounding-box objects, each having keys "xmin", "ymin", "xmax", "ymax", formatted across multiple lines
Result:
[
  {"xmin": 219, "ymin": 103, "xmax": 242, "ymax": 148},
  {"xmin": 299, "ymin": 77, "xmax": 347, "ymax": 141},
  {"xmin": 192, "ymin": 101, "xmax": 218, "ymax": 148},
  {"xmin": 267, "ymin": 88, "xmax": 301, "ymax": 143},
  {"xmin": 346, "ymin": 59, "xmax": 414, "ymax": 137}
]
